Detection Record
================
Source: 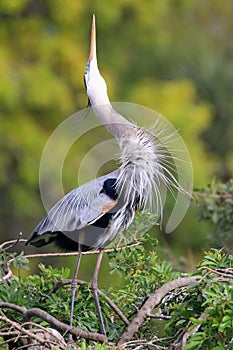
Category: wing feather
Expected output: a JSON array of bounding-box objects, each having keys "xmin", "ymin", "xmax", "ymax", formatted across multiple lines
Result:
[{"xmin": 26, "ymin": 170, "xmax": 119, "ymax": 245}]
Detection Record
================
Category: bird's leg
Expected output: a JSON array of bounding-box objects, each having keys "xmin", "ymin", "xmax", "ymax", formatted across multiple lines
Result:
[
  {"xmin": 68, "ymin": 244, "xmax": 82, "ymax": 343},
  {"xmin": 90, "ymin": 249, "xmax": 106, "ymax": 337}
]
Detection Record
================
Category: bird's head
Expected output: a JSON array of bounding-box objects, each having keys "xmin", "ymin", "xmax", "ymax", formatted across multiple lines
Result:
[{"xmin": 84, "ymin": 15, "xmax": 109, "ymax": 106}]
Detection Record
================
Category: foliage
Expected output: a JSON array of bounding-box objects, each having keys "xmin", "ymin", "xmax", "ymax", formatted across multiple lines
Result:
[
  {"xmin": 1, "ymin": 235, "xmax": 171, "ymax": 343},
  {"xmin": 196, "ymin": 179, "xmax": 233, "ymax": 251},
  {"xmin": 165, "ymin": 249, "xmax": 233, "ymax": 349},
  {"xmin": 0, "ymin": 0, "xmax": 232, "ymax": 243},
  {"xmin": 0, "ymin": 232, "xmax": 233, "ymax": 348}
]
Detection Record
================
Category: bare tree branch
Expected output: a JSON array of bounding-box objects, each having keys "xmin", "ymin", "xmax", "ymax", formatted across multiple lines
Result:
[
  {"xmin": 0, "ymin": 302, "xmax": 106, "ymax": 343},
  {"xmin": 118, "ymin": 275, "xmax": 201, "ymax": 346},
  {"xmin": 22, "ymin": 322, "xmax": 67, "ymax": 348},
  {"xmin": 0, "ymin": 302, "xmax": 27, "ymax": 314},
  {"xmin": 0, "ymin": 315, "xmax": 67, "ymax": 350},
  {"xmin": 0, "ymin": 235, "xmax": 26, "ymax": 250},
  {"xmin": 23, "ymin": 307, "xmax": 106, "ymax": 342},
  {"xmin": 0, "ymin": 310, "xmax": 53, "ymax": 348},
  {"xmin": 23, "ymin": 241, "xmax": 141, "ymax": 260}
]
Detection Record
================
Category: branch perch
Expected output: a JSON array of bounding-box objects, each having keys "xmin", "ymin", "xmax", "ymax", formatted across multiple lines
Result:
[
  {"xmin": 118, "ymin": 275, "xmax": 201, "ymax": 346},
  {"xmin": 0, "ymin": 302, "xmax": 105, "ymax": 343}
]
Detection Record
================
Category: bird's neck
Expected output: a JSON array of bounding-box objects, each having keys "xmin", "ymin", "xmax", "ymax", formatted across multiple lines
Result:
[
  {"xmin": 92, "ymin": 104, "xmax": 133, "ymax": 139},
  {"xmin": 87, "ymin": 68, "xmax": 133, "ymax": 139},
  {"xmin": 117, "ymin": 127, "xmax": 157, "ymax": 208}
]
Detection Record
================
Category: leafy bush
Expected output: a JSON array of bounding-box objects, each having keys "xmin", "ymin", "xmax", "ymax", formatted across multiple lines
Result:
[{"xmin": 166, "ymin": 249, "xmax": 233, "ymax": 349}]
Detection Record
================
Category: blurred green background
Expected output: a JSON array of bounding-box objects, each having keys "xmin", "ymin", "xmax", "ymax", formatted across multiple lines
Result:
[{"xmin": 0, "ymin": 0, "xmax": 233, "ymax": 281}]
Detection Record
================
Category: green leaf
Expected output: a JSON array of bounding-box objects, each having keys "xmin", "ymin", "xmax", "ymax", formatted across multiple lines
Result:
[{"xmin": 184, "ymin": 341, "xmax": 202, "ymax": 350}]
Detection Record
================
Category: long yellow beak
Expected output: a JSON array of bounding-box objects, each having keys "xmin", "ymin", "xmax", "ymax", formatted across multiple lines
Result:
[{"xmin": 89, "ymin": 14, "xmax": 96, "ymax": 61}]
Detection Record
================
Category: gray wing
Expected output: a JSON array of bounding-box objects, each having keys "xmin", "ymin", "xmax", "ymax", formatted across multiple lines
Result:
[{"xmin": 26, "ymin": 170, "xmax": 119, "ymax": 246}]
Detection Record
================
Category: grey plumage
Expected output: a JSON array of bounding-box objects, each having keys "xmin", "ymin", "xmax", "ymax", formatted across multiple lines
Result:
[
  {"xmin": 26, "ymin": 163, "xmax": 139, "ymax": 251},
  {"xmin": 25, "ymin": 15, "xmax": 185, "ymax": 338}
]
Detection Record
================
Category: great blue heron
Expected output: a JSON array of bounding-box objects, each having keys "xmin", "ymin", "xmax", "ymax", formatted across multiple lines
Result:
[{"xmin": 26, "ymin": 15, "xmax": 184, "ymax": 338}]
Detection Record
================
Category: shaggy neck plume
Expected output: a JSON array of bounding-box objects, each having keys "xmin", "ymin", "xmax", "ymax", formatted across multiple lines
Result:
[{"xmin": 117, "ymin": 127, "xmax": 159, "ymax": 210}]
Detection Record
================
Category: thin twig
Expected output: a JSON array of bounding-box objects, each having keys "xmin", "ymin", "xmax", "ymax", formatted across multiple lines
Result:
[
  {"xmin": 0, "ymin": 237, "xmax": 26, "ymax": 250},
  {"xmin": 23, "ymin": 241, "xmax": 141, "ymax": 260},
  {"xmin": 147, "ymin": 313, "xmax": 171, "ymax": 320},
  {"xmin": 199, "ymin": 266, "xmax": 233, "ymax": 279},
  {"xmin": 101, "ymin": 290, "xmax": 129, "ymax": 325},
  {"xmin": 15, "ymin": 343, "xmax": 45, "ymax": 350},
  {"xmin": 0, "ymin": 335, "xmax": 26, "ymax": 347},
  {"xmin": 22, "ymin": 321, "xmax": 66, "ymax": 347},
  {"xmin": 0, "ymin": 331, "xmax": 19, "ymax": 336},
  {"xmin": 0, "ymin": 310, "xmax": 52, "ymax": 348},
  {"xmin": 121, "ymin": 337, "xmax": 171, "ymax": 349}
]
